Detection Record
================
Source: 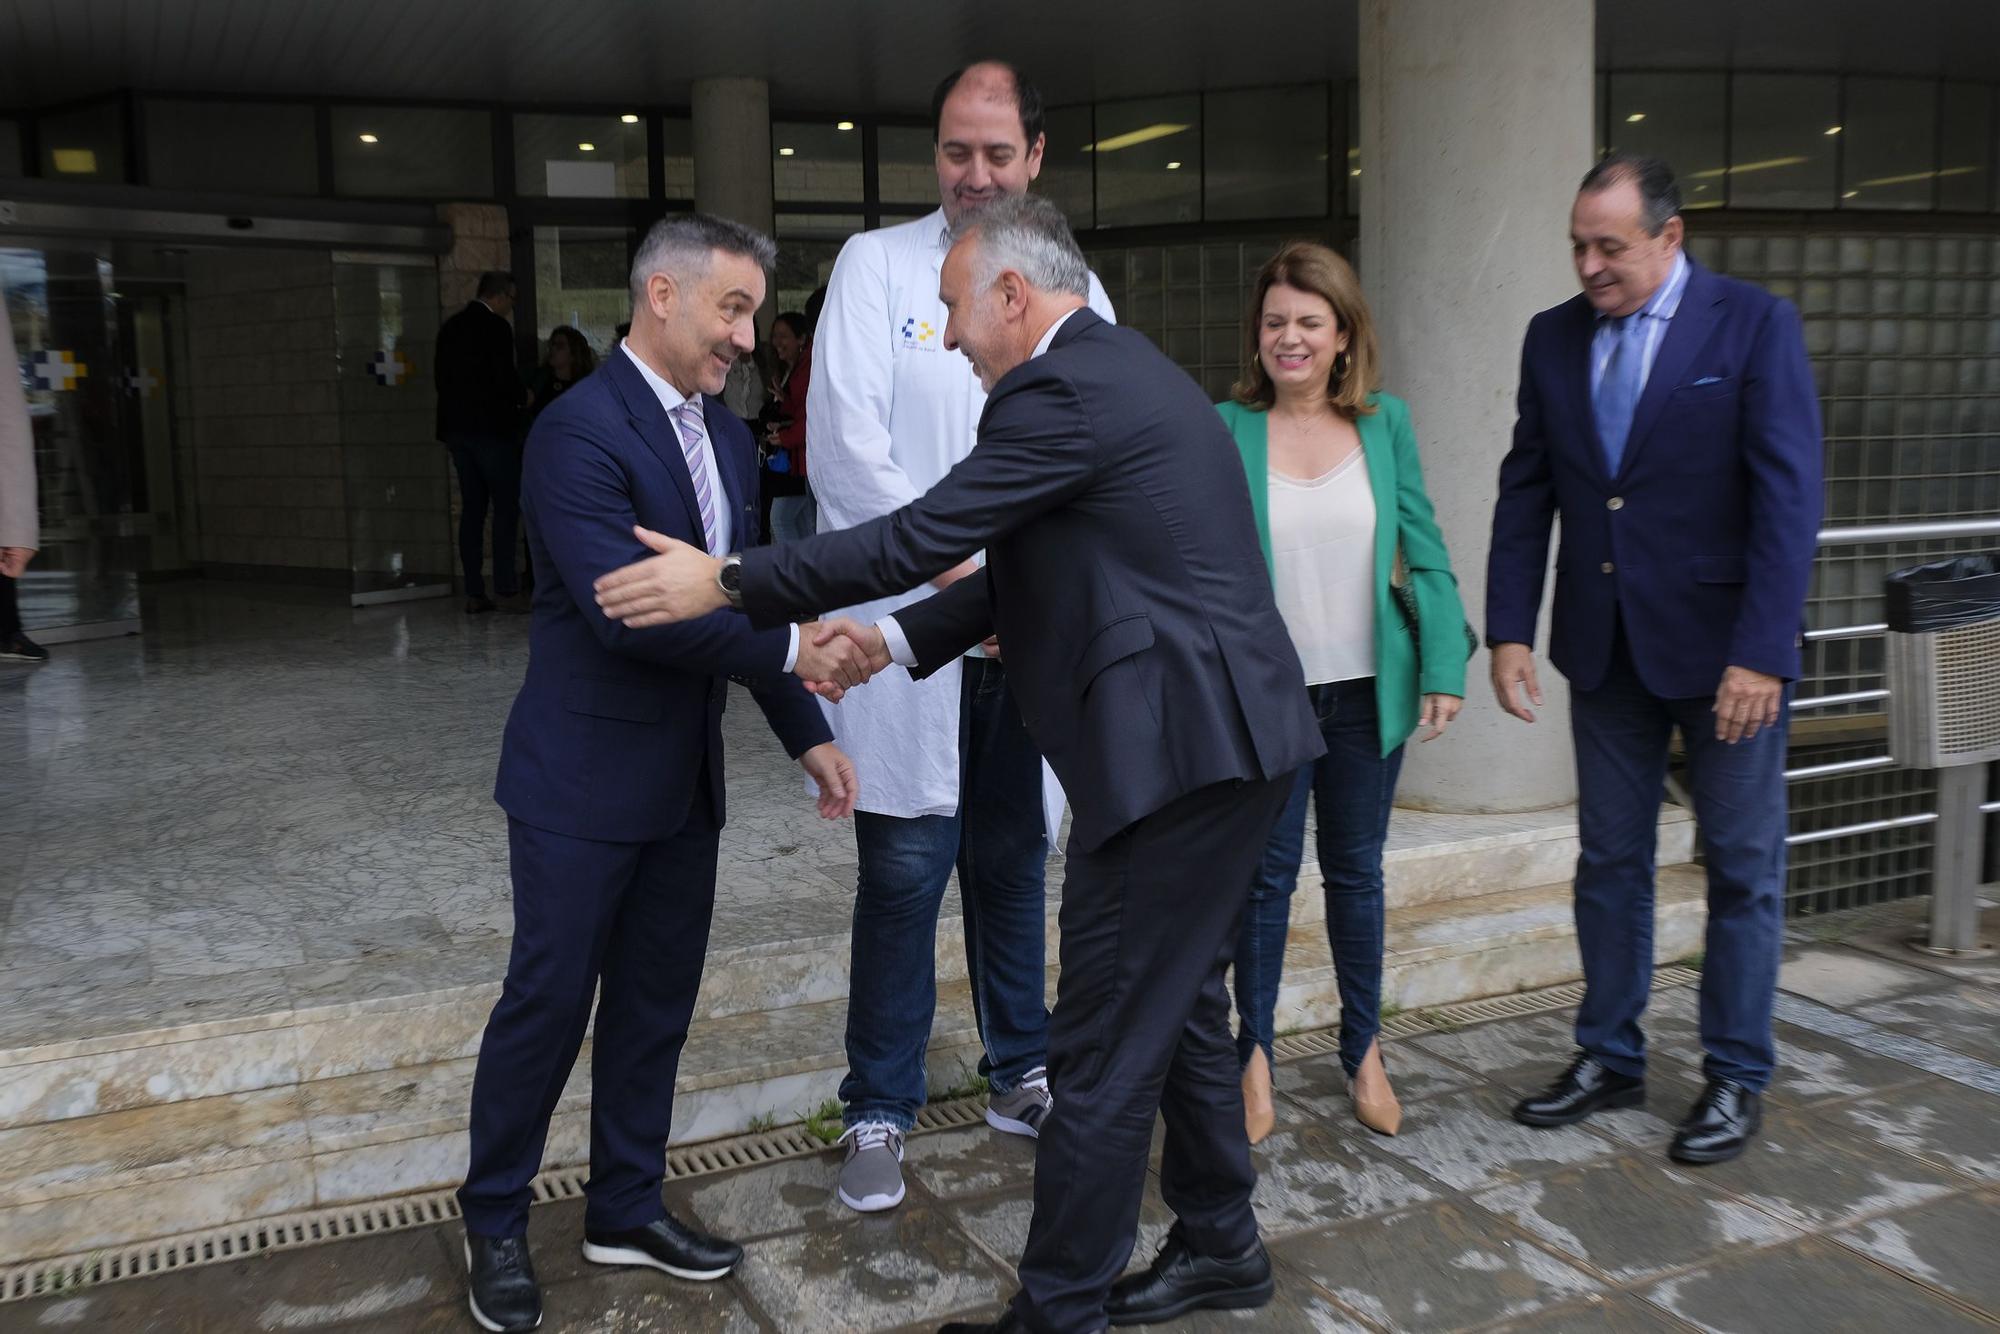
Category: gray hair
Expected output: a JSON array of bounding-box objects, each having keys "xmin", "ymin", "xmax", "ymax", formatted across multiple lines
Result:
[
  {"xmin": 629, "ymin": 213, "xmax": 778, "ymax": 308},
  {"xmin": 1579, "ymin": 153, "xmax": 1682, "ymax": 237},
  {"xmin": 947, "ymin": 194, "xmax": 1090, "ymax": 299}
]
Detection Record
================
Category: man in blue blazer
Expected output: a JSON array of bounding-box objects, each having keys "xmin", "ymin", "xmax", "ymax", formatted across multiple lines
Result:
[
  {"xmin": 456, "ymin": 214, "xmax": 871, "ymax": 1334},
  {"xmin": 1487, "ymin": 155, "xmax": 1822, "ymax": 1166}
]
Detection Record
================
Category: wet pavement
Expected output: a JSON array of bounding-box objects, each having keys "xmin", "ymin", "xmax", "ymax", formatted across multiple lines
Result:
[{"xmin": 7, "ymin": 907, "xmax": 1997, "ymax": 1333}]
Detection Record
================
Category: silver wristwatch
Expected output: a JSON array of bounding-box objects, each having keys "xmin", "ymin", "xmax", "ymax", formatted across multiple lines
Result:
[{"xmin": 716, "ymin": 554, "xmax": 745, "ymax": 610}]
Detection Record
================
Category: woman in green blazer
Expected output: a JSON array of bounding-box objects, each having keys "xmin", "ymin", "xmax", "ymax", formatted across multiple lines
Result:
[{"xmin": 1219, "ymin": 241, "xmax": 1470, "ymax": 1144}]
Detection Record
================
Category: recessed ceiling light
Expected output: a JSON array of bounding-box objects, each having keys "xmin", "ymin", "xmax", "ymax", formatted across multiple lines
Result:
[
  {"xmin": 620, "ymin": 114, "xmax": 640, "ymax": 124},
  {"xmin": 578, "ymin": 142, "xmax": 595, "ymax": 151},
  {"xmin": 358, "ymin": 133, "xmax": 378, "ymax": 144},
  {"xmin": 1350, "ymin": 168, "xmax": 1362, "ymax": 177},
  {"xmin": 778, "ymin": 147, "xmax": 795, "ymax": 156},
  {"xmin": 1843, "ymin": 189, "xmax": 1859, "ymax": 198},
  {"xmin": 1825, "ymin": 125, "xmax": 1842, "ymax": 136},
  {"xmin": 1165, "ymin": 160, "xmax": 1182, "ymax": 170},
  {"xmin": 1626, "ymin": 112, "xmax": 1646, "ymax": 123},
  {"xmin": 835, "ymin": 120, "xmax": 855, "ymax": 131},
  {"xmin": 1079, "ymin": 123, "xmax": 1190, "ymax": 153}
]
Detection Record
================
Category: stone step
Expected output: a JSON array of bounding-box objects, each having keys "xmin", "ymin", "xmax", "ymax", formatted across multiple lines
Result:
[
  {"xmin": 0, "ymin": 804, "xmax": 1689, "ymax": 1138},
  {"xmin": 0, "ymin": 869, "xmax": 1707, "ymax": 1263}
]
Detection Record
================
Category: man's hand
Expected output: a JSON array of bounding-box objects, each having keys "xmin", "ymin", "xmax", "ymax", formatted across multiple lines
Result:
[
  {"xmin": 594, "ymin": 526, "xmax": 726, "ymax": 627},
  {"xmin": 796, "ymin": 618, "xmax": 892, "ymax": 701},
  {"xmin": 1713, "ymin": 665, "xmax": 1783, "ymax": 744},
  {"xmin": 799, "ymin": 742, "xmax": 859, "ymax": 819},
  {"xmin": 931, "ymin": 558, "xmax": 979, "ymax": 591},
  {"xmin": 794, "ymin": 620, "xmax": 886, "ymax": 702},
  {"xmin": 1490, "ymin": 642, "xmax": 1544, "ymax": 723},
  {"xmin": 0, "ymin": 547, "xmax": 34, "ymax": 579},
  {"xmin": 1417, "ymin": 693, "xmax": 1463, "ymax": 742},
  {"xmin": 979, "ymin": 636, "xmax": 1001, "ymax": 659}
]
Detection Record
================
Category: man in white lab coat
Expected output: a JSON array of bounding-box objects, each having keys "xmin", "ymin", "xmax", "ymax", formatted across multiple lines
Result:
[{"xmin": 807, "ymin": 60, "xmax": 1115, "ymax": 1214}]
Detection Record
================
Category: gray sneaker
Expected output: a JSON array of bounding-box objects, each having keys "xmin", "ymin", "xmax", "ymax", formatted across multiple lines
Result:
[
  {"xmin": 836, "ymin": 1120, "xmax": 906, "ymax": 1212},
  {"xmin": 986, "ymin": 1066, "xmax": 1053, "ymax": 1138}
]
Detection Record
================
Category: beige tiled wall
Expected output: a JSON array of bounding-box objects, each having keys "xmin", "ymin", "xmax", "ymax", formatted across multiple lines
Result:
[{"xmin": 181, "ymin": 250, "xmax": 349, "ymax": 571}]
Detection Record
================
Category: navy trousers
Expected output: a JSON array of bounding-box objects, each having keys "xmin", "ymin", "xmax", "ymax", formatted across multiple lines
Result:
[
  {"xmin": 458, "ymin": 787, "xmax": 720, "ymax": 1237},
  {"xmin": 1570, "ymin": 624, "xmax": 1791, "ymax": 1092}
]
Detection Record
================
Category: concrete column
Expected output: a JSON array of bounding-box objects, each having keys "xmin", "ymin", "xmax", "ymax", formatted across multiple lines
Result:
[
  {"xmin": 692, "ymin": 77, "xmax": 774, "ymax": 237},
  {"xmin": 1360, "ymin": 0, "xmax": 1592, "ymax": 813}
]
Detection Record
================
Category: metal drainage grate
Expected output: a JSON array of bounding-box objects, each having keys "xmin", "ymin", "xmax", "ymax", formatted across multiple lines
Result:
[{"xmin": 0, "ymin": 974, "xmax": 1688, "ymax": 1304}]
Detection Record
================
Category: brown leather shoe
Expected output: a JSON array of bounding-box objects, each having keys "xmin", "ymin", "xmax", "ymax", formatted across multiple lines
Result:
[{"xmin": 1242, "ymin": 1046, "xmax": 1276, "ymax": 1145}]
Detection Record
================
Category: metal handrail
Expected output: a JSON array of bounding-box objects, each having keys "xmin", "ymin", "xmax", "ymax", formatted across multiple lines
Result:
[
  {"xmin": 1815, "ymin": 518, "xmax": 2000, "ymax": 546},
  {"xmin": 1792, "ymin": 688, "xmax": 1890, "ymax": 711},
  {"xmin": 1786, "ymin": 812, "xmax": 1938, "ymax": 848},
  {"xmin": 1804, "ymin": 623, "xmax": 1887, "ymax": 643},
  {"xmin": 1786, "ymin": 755, "xmax": 1896, "ymax": 783}
]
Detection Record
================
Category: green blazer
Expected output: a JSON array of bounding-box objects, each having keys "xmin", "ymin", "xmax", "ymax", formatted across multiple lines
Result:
[{"xmin": 1216, "ymin": 392, "xmax": 1470, "ymax": 758}]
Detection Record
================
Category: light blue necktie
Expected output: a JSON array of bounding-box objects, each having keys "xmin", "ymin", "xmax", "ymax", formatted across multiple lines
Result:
[{"xmin": 1593, "ymin": 315, "xmax": 1644, "ymax": 476}]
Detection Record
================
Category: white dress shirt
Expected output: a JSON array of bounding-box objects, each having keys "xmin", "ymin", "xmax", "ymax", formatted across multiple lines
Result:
[
  {"xmin": 621, "ymin": 341, "xmax": 799, "ymax": 671},
  {"xmin": 805, "ymin": 209, "xmax": 1114, "ymax": 825}
]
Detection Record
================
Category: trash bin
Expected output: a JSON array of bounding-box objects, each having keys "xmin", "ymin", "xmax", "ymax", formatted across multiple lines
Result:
[{"xmin": 1884, "ymin": 554, "xmax": 2000, "ymax": 770}]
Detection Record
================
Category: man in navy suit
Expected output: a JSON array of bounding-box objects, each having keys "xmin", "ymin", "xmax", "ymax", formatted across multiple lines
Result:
[
  {"xmin": 1487, "ymin": 155, "xmax": 1822, "ymax": 1166},
  {"xmin": 455, "ymin": 214, "xmax": 873, "ymax": 1334}
]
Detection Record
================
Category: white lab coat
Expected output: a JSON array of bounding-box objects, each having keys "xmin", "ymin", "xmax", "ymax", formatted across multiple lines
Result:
[{"xmin": 804, "ymin": 208, "xmax": 1116, "ymax": 834}]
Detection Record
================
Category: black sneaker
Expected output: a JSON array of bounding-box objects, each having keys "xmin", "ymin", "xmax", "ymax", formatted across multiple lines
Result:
[
  {"xmin": 0, "ymin": 634, "xmax": 49, "ymax": 663},
  {"xmin": 464, "ymin": 1233, "xmax": 541, "ymax": 1332},
  {"xmin": 581, "ymin": 1212, "xmax": 742, "ymax": 1280},
  {"xmin": 465, "ymin": 597, "xmax": 496, "ymax": 615}
]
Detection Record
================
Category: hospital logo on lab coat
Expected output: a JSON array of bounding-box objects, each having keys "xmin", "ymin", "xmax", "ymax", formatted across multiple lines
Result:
[{"xmin": 899, "ymin": 317, "xmax": 939, "ymax": 349}]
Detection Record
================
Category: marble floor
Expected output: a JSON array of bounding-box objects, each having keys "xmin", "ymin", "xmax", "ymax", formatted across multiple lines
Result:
[
  {"xmin": 5, "ymin": 933, "xmax": 1997, "ymax": 1333},
  {"xmin": 0, "ymin": 579, "xmax": 1596, "ymax": 1055},
  {"xmin": 0, "ymin": 580, "xmax": 881, "ymax": 1049}
]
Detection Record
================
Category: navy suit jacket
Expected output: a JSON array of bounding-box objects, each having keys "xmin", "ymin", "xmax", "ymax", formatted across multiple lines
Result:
[
  {"xmin": 495, "ymin": 349, "xmax": 831, "ymax": 844},
  {"xmin": 1486, "ymin": 260, "xmax": 1824, "ymax": 699},
  {"xmin": 738, "ymin": 309, "xmax": 1323, "ymax": 852}
]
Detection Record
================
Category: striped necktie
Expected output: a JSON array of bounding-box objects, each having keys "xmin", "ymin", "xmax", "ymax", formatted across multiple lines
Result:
[{"xmin": 670, "ymin": 400, "xmax": 720, "ymax": 554}]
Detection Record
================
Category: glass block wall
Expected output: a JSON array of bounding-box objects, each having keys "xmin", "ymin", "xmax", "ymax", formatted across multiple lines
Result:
[{"xmin": 1690, "ymin": 228, "xmax": 2000, "ymax": 911}]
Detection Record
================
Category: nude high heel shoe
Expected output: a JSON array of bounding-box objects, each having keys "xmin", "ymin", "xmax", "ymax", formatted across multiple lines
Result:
[
  {"xmin": 1242, "ymin": 1046, "xmax": 1277, "ymax": 1145},
  {"xmin": 1350, "ymin": 1038, "xmax": 1402, "ymax": 1137}
]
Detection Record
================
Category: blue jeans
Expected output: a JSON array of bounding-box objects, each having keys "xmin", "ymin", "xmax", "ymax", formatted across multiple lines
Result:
[
  {"xmin": 1571, "ymin": 623, "xmax": 1790, "ymax": 1091},
  {"xmin": 769, "ymin": 493, "xmax": 817, "ymax": 543},
  {"xmin": 841, "ymin": 656, "xmax": 1050, "ymax": 1130},
  {"xmin": 1234, "ymin": 677, "xmax": 1404, "ymax": 1077},
  {"xmin": 446, "ymin": 435, "xmax": 521, "ymax": 598}
]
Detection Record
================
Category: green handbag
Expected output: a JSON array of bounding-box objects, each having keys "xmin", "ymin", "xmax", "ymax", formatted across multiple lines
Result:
[{"xmin": 1390, "ymin": 541, "xmax": 1479, "ymax": 679}]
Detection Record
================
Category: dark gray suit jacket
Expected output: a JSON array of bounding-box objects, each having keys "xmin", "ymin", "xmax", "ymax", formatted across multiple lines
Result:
[{"xmin": 739, "ymin": 308, "xmax": 1322, "ymax": 850}]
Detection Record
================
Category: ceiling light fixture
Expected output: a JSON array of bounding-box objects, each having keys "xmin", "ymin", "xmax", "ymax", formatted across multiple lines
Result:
[
  {"xmin": 1842, "ymin": 190, "xmax": 1859, "ymax": 198},
  {"xmin": 1824, "ymin": 125, "xmax": 1842, "ymax": 136},
  {"xmin": 1687, "ymin": 155, "xmax": 1808, "ymax": 179},
  {"xmin": 778, "ymin": 147, "xmax": 795, "ymax": 156},
  {"xmin": 836, "ymin": 120, "xmax": 855, "ymax": 131},
  {"xmin": 1079, "ymin": 123, "xmax": 1190, "ymax": 153},
  {"xmin": 578, "ymin": 143, "xmax": 595, "ymax": 151},
  {"xmin": 358, "ymin": 133, "xmax": 378, "ymax": 144},
  {"xmin": 620, "ymin": 114, "xmax": 640, "ymax": 124},
  {"xmin": 1165, "ymin": 160, "xmax": 1182, "ymax": 170},
  {"xmin": 1626, "ymin": 112, "xmax": 1646, "ymax": 123}
]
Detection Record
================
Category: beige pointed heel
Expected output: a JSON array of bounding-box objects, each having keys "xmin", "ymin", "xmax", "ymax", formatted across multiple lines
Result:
[
  {"xmin": 1350, "ymin": 1038, "xmax": 1402, "ymax": 1137},
  {"xmin": 1242, "ymin": 1046, "xmax": 1277, "ymax": 1145}
]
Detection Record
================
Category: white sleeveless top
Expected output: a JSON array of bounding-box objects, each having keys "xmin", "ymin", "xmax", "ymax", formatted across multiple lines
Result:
[{"xmin": 1268, "ymin": 449, "xmax": 1377, "ymax": 686}]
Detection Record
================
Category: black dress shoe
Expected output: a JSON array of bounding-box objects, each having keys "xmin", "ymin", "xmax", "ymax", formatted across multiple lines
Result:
[
  {"xmin": 1104, "ymin": 1225, "xmax": 1274, "ymax": 1325},
  {"xmin": 464, "ymin": 1233, "xmax": 541, "ymax": 1332},
  {"xmin": 937, "ymin": 1312, "xmax": 1025, "ymax": 1333},
  {"xmin": 1512, "ymin": 1052, "xmax": 1646, "ymax": 1127},
  {"xmin": 466, "ymin": 597, "xmax": 496, "ymax": 614},
  {"xmin": 1670, "ymin": 1078, "xmax": 1761, "ymax": 1164},
  {"xmin": 581, "ymin": 1212, "xmax": 743, "ymax": 1280}
]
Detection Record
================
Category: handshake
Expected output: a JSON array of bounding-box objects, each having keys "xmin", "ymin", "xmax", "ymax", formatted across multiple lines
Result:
[{"xmin": 792, "ymin": 619, "xmax": 892, "ymax": 703}]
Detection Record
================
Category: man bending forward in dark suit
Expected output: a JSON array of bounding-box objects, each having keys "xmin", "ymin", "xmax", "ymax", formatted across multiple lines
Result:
[
  {"xmin": 592, "ymin": 195, "xmax": 1325, "ymax": 1334},
  {"xmin": 456, "ymin": 214, "xmax": 873, "ymax": 1334}
]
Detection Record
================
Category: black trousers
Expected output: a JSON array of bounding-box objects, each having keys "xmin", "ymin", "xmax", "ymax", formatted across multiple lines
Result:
[
  {"xmin": 0, "ymin": 574, "xmax": 18, "ymax": 639},
  {"xmin": 458, "ymin": 783, "xmax": 720, "ymax": 1238},
  {"xmin": 1014, "ymin": 774, "xmax": 1294, "ymax": 1333},
  {"xmin": 447, "ymin": 435, "xmax": 521, "ymax": 599}
]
